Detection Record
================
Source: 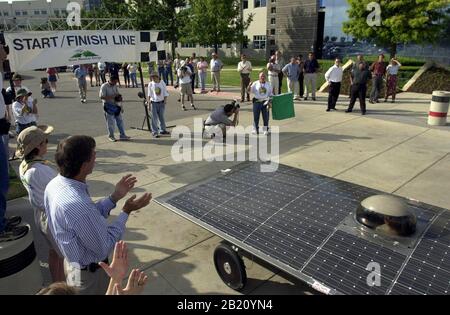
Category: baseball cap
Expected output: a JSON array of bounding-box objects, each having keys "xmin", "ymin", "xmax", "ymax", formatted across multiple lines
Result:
[{"xmin": 15, "ymin": 125, "xmax": 53, "ymax": 158}]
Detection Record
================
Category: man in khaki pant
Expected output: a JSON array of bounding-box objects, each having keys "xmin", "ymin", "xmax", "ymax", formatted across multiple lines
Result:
[
  {"xmin": 303, "ymin": 52, "xmax": 320, "ymax": 101},
  {"xmin": 210, "ymin": 53, "xmax": 223, "ymax": 92},
  {"xmin": 237, "ymin": 54, "xmax": 252, "ymax": 102}
]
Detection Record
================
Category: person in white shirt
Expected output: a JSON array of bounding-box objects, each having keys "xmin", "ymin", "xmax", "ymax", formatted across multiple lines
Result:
[
  {"xmin": 210, "ymin": 53, "xmax": 223, "ymax": 92},
  {"xmin": 6, "ymin": 73, "xmax": 35, "ymax": 111},
  {"xmin": 13, "ymin": 88, "xmax": 38, "ymax": 135},
  {"xmin": 267, "ymin": 55, "xmax": 281, "ymax": 95},
  {"xmin": 237, "ymin": 54, "xmax": 252, "ymax": 102},
  {"xmin": 147, "ymin": 72, "xmax": 170, "ymax": 138},
  {"xmin": 385, "ymin": 58, "xmax": 402, "ymax": 103},
  {"xmin": 174, "ymin": 53, "xmax": 182, "ymax": 87},
  {"xmin": 197, "ymin": 57, "xmax": 209, "ymax": 93},
  {"xmin": 98, "ymin": 61, "xmax": 107, "ymax": 83},
  {"xmin": 17, "ymin": 125, "xmax": 65, "ymax": 282},
  {"xmin": 177, "ymin": 62, "xmax": 195, "ymax": 111},
  {"xmin": 248, "ymin": 72, "xmax": 273, "ymax": 135},
  {"xmin": 127, "ymin": 63, "xmax": 138, "ymax": 88},
  {"xmin": 324, "ymin": 58, "xmax": 343, "ymax": 111}
]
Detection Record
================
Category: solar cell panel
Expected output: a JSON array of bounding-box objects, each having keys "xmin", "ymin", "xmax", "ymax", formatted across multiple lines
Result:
[{"xmin": 157, "ymin": 162, "xmax": 449, "ymax": 295}]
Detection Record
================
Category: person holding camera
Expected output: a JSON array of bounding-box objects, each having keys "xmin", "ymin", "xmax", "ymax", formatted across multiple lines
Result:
[
  {"xmin": 13, "ymin": 88, "xmax": 38, "ymax": 135},
  {"xmin": 147, "ymin": 72, "xmax": 170, "ymax": 138},
  {"xmin": 99, "ymin": 75, "xmax": 130, "ymax": 142},
  {"xmin": 248, "ymin": 72, "xmax": 273, "ymax": 135},
  {"xmin": 204, "ymin": 101, "xmax": 240, "ymax": 140},
  {"xmin": 177, "ymin": 62, "xmax": 196, "ymax": 111}
]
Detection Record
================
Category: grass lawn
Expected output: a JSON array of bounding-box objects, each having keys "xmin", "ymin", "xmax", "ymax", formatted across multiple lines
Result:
[
  {"xmin": 7, "ymin": 166, "xmax": 28, "ymax": 201},
  {"xmin": 142, "ymin": 56, "xmax": 424, "ymax": 93}
]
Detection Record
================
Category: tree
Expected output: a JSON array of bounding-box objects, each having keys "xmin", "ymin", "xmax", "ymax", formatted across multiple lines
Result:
[
  {"xmin": 127, "ymin": 0, "xmax": 161, "ymax": 31},
  {"xmin": 343, "ymin": 0, "xmax": 450, "ymax": 58},
  {"xmin": 182, "ymin": 0, "xmax": 253, "ymax": 54},
  {"xmin": 81, "ymin": 0, "xmax": 130, "ymax": 19},
  {"xmin": 152, "ymin": 0, "xmax": 189, "ymax": 58}
]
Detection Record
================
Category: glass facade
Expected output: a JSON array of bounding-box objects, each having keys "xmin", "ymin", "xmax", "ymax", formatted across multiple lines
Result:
[{"xmin": 321, "ymin": 0, "xmax": 450, "ymax": 64}]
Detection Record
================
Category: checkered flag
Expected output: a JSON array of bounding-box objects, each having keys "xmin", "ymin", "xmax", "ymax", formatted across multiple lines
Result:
[{"xmin": 139, "ymin": 31, "xmax": 166, "ymax": 62}]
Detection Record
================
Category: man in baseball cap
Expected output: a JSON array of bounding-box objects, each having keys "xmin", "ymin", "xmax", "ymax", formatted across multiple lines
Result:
[{"xmin": 13, "ymin": 88, "xmax": 38, "ymax": 135}]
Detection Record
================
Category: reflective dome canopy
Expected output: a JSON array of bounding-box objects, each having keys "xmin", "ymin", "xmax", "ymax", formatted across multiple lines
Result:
[{"xmin": 356, "ymin": 195, "xmax": 417, "ymax": 236}]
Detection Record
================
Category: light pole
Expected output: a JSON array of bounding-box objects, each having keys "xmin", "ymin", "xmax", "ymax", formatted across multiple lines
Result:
[
  {"xmin": 8, "ymin": 0, "xmax": 13, "ymax": 18},
  {"xmin": 47, "ymin": 0, "xmax": 53, "ymax": 17}
]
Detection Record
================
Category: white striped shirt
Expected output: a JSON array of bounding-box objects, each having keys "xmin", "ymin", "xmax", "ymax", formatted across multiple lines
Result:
[{"xmin": 44, "ymin": 175, "xmax": 129, "ymax": 268}]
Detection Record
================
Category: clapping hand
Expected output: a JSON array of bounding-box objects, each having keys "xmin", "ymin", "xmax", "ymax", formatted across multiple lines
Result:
[
  {"xmin": 111, "ymin": 174, "xmax": 137, "ymax": 202},
  {"xmin": 99, "ymin": 241, "xmax": 129, "ymax": 282},
  {"xmin": 123, "ymin": 193, "xmax": 152, "ymax": 214},
  {"xmin": 111, "ymin": 269, "xmax": 149, "ymax": 295}
]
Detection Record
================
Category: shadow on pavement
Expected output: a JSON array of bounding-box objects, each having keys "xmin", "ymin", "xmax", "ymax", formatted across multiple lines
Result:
[{"xmin": 158, "ymin": 131, "xmax": 372, "ymax": 185}]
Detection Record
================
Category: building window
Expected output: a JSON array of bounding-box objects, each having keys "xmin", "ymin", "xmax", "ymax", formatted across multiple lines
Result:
[
  {"xmin": 243, "ymin": 0, "xmax": 248, "ymax": 9},
  {"xmin": 41, "ymin": 10, "xmax": 47, "ymax": 15},
  {"xmin": 243, "ymin": 36, "xmax": 249, "ymax": 49},
  {"xmin": 54, "ymin": 9, "xmax": 59, "ymax": 16},
  {"xmin": 3, "ymin": 11, "xmax": 8, "ymax": 16},
  {"xmin": 271, "ymin": 7, "xmax": 276, "ymax": 14},
  {"xmin": 271, "ymin": 18, "xmax": 276, "ymax": 25},
  {"xmin": 270, "ymin": 39, "xmax": 276, "ymax": 46},
  {"xmin": 270, "ymin": 29, "xmax": 276, "ymax": 35},
  {"xmin": 254, "ymin": 0, "xmax": 267, "ymax": 8},
  {"xmin": 34, "ymin": 10, "xmax": 40, "ymax": 15},
  {"xmin": 22, "ymin": 11, "xmax": 28, "ymax": 16},
  {"xmin": 181, "ymin": 42, "xmax": 196, "ymax": 48},
  {"xmin": 15, "ymin": 11, "xmax": 21, "ymax": 16},
  {"xmin": 253, "ymin": 35, "xmax": 266, "ymax": 49}
]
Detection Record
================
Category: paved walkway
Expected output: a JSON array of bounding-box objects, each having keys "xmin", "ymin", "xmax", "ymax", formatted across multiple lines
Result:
[{"xmin": 5, "ymin": 71, "xmax": 450, "ymax": 294}]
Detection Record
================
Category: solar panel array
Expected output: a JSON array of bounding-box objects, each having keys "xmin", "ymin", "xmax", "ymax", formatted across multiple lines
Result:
[{"xmin": 156, "ymin": 163, "xmax": 450, "ymax": 295}]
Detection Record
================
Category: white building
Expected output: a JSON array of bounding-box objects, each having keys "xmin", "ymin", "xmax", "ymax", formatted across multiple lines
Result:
[
  {"xmin": 0, "ymin": 0, "xmax": 83, "ymax": 20},
  {"xmin": 172, "ymin": 0, "xmax": 268, "ymax": 59}
]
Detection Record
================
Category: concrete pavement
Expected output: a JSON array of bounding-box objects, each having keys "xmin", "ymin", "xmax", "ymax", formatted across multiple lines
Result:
[{"xmin": 4, "ymin": 71, "xmax": 450, "ymax": 294}]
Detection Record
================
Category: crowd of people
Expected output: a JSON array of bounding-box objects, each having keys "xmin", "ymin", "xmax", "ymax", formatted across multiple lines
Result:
[
  {"xmin": 4, "ymin": 124, "xmax": 152, "ymax": 294},
  {"xmin": 0, "ymin": 48, "xmax": 404, "ymax": 295}
]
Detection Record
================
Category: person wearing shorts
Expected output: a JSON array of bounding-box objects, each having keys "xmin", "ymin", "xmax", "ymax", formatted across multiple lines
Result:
[
  {"xmin": 177, "ymin": 64, "xmax": 196, "ymax": 111},
  {"xmin": 46, "ymin": 68, "xmax": 58, "ymax": 93}
]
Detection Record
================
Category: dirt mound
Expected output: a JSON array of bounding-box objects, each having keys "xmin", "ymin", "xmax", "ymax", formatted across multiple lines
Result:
[{"xmin": 403, "ymin": 66, "xmax": 450, "ymax": 94}]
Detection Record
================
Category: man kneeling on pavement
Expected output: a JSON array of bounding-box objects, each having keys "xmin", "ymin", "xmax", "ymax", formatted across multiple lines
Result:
[{"xmin": 204, "ymin": 102, "xmax": 240, "ymax": 140}]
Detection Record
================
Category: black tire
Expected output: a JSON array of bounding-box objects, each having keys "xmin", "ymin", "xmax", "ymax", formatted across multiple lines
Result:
[{"xmin": 213, "ymin": 243, "xmax": 247, "ymax": 291}]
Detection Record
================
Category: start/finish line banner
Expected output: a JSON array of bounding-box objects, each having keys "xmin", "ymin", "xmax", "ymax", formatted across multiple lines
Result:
[{"xmin": 4, "ymin": 30, "xmax": 166, "ymax": 72}]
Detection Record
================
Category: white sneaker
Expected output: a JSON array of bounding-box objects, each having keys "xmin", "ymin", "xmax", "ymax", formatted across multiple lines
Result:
[
  {"xmin": 263, "ymin": 130, "xmax": 270, "ymax": 136},
  {"xmin": 252, "ymin": 129, "xmax": 258, "ymax": 135},
  {"xmin": 108, "ymin": 136, "xmax": 116, "ymax": 142}
]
